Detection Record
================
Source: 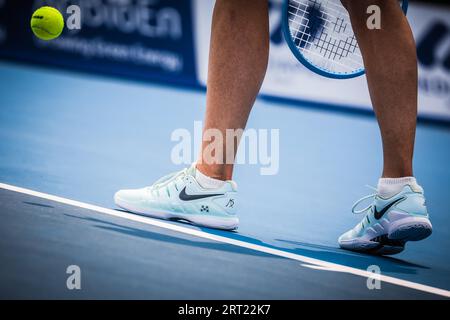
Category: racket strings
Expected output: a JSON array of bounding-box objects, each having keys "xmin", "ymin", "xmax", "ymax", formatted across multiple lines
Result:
[
  {"xmin": 289, "ymin": 0, "xmax": 361, "ymax": 63},
  {"xmin": 288, "ymin": 0, "xmax": 364, "ymax": 73}
]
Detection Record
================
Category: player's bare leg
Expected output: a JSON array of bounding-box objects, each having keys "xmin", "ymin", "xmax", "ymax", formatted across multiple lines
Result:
[
  {"xmin": 338, "ymin": 1, "xmax": 431, "ymax": 255},
  {"xmin": 114, "ymin": 0, "xmax": 269, "ymax": 230},
  {"xmin": 343, "ymin": 0, "xmax": 417, "ymax": 178},
  {"xmin": 196, "ymin": 0, "xmax": 270, "ymax": 180}
]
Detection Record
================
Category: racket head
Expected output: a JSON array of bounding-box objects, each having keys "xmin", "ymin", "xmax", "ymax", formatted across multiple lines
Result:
[{"xmin": 282, "ymin": 0, "xmax": 409, "ymax": 79}]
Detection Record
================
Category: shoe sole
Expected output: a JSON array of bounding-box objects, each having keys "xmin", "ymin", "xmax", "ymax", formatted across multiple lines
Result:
[
  {"xmin": 114, "ymin": 196, "xmax": 239, "ymax": 231},
  {"xmin": 339, "ymin": 216, "xmax": 432, "ymax": 255},
  {"xmin": 388, "ymin": 217, "xmax": 432, "ymax": 241}
]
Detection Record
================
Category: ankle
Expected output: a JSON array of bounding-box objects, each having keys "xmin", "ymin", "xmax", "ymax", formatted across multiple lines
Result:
[
  {"xmin": 377, "ymin": 176, "xmax": 420, "ymax": 198},
  {"xmin": 382, "ymin": 165, "xmax": 413, "ymax": 178},
  {"xmin": 195, "ymin": 163, "xmax": 231, "ymax": 181},
  {"xmin": 195, "ymin": 165, "xmax": 228, "ymax": 189}
]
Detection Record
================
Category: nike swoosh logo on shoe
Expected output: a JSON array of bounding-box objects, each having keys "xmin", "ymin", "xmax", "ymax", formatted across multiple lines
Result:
[
  {"xmin": 179, "ymin": 187, "xmax": 224, "ymax": 201},
  {"xmin": 373, "ymin": 197, "xmax": 406, "ymax": 220}
]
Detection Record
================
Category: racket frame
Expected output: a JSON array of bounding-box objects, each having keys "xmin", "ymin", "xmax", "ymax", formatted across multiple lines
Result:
[{"xmin": 282, "ymin": 0, "xmax": 409, "ymax": 79}]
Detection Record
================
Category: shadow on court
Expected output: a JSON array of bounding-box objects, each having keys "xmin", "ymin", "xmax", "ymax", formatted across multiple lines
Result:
[{"xmin": 66, "ymin": 208, "xmax": 431, "ymax": 277}]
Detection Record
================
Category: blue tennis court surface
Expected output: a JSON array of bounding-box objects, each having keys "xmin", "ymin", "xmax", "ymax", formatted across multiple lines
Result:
[{"xmin": 1, "ymin": 61, "xmax": 449, "ymax": 299}]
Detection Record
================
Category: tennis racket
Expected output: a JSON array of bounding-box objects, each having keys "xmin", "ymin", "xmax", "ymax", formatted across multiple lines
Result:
[{"xmin": 282, "ymin": 0, "xmax": 409, "ymax": 79}]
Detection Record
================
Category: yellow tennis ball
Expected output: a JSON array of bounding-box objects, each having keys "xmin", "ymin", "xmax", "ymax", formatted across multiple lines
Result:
[{"xmin": 30, "ymin": 6, "xmax": 64, "ymax": 41}]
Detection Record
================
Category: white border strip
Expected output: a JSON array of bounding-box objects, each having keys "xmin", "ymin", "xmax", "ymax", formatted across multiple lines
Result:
[{"xmin": 1, "ymin": 182, "xmax": 449, "ymax": 298}]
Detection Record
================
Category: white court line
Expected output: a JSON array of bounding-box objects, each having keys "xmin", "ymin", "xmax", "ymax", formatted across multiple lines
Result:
[{"xmin": 1, "ymin": 182, "xmax": 449, "ymax": 298}]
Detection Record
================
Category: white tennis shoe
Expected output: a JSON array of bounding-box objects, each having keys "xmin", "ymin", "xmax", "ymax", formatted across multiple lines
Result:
[
  {"xmin": 339, "ymin": 184, "xmax": 432, "ymax": 255},
  {"xmin": 114, "ymin": 165, "xmax": 239, "ymax": 230}
]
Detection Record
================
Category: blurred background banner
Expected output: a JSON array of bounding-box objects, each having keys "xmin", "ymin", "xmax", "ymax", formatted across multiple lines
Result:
[
  {"xmin": 194, "ymin": 0, "xmax": 450, "ymax": 122},
  {"xmin": 1, "ymin": 0, "xmax": 449, "ymax": 122},
  {"xmin": 0, "ymin": 0, "xmax": 198, "ymax": 87}
]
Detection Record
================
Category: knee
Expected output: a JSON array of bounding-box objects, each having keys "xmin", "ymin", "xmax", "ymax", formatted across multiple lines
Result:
[
  {"xmin": 340, "ymin": 0, "xmax": 386, "ymax": 29},
  {"xmin": 341, "ymin": 0, "xmax": 399, "ymax": 31},
  {"xmin": 339, "ymin": 0, "xmax": 351, "ymax": 10},
  {"xmin": 341, "ymin": 0, "xmax": 393, "ymax": 13},
  {"xmin": 341, "ymin": 0, "xmax": 370, "ymax": 13}
]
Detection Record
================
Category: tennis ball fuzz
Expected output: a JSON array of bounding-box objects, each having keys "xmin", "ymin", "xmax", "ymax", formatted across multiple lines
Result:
[{"xmin": 30, "ymin": 6, "xmax": 64, "ymax": 40}]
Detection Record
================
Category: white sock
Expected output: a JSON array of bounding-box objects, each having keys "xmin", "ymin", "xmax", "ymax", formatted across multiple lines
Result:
[
  {"xmin": 377, "ymin": 177, "xmax": 420, "ymax": 198},
  {"xmin": 195, "ymin": 168, "xmax": 226, "ymax": 189}
]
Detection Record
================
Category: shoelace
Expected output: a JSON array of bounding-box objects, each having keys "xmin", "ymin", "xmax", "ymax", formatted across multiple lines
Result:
[
  {"xmin": 148, "ymin": 168, "xmax": 188, "ymax": 192},
  {"xmin": 351, "ymin": 185, "xmax": 378, "ymax": 215}
]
